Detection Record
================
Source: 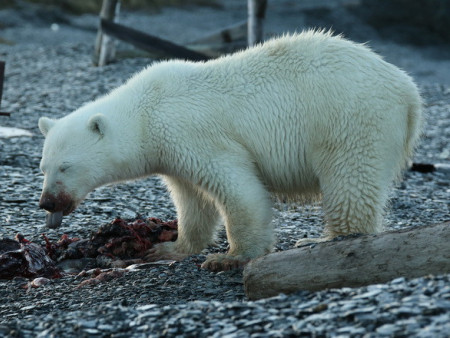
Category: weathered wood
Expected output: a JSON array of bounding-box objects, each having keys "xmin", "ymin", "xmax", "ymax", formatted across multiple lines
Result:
[
  {"xmin": 100, "ymin": 19, "xmax": 210, "ymax": 61},
  {"xmin": 0, "ymin": 60, "xmax": 9, "ymax": 116},
  {"xmin": 189, "ymin": 20, "xmax": 247, "ymax": 45},
  {"xmin": 0, "ymin": 61, "xmax": 4, "ymax": 105},
  {"xmin": 247, "ymin": 0, "xmax": 267, "ymax": 46},
  {"xmin": 93, "ymin": 0, "xmax": 119, "ymax": 66},
  {"xmin": 243, "ymin": 222, "xmax": 450, "ymax": 300},
  {"xmin": 187, "ymin": 20, "xmax": 247, "ymax": 57}
]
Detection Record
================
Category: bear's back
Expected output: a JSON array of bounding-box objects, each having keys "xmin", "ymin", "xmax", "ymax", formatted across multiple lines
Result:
[{"xmin": 125, "ymin": 31, "xmax": 421, "ymax": 195}]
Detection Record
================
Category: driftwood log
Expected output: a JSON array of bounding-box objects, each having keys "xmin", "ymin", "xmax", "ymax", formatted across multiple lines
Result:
[{"xmin": 243, "ymin": 222, "xmax": 450, "ymax": 300}]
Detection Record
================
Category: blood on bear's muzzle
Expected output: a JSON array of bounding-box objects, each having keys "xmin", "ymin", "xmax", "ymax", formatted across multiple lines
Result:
[
  {"xmin": 39, "ymin": 197, "xmax": 57, "ymax": 212},
  {"xmin": 39, "ymin": 191, "xmax": 74, "ymax": 228}
]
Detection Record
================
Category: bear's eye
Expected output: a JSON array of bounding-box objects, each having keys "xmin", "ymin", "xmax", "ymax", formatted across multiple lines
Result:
[{"xmin": 59, "ymin": 164, "xmax": 71, "ymax": 173}]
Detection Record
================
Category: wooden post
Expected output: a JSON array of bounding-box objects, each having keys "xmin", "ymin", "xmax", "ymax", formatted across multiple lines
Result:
[
  {"xmin": 243, "ymin": 222, "xmax": 450, "ymax": 300},
  {"xmin": 0, "ymin": 61, "xmax": 4, "ymax": 106},
  {"xmin": 93, "ymin": 0, "xmax": 119, "ymax": 66},
  {"xmin": 247, "ymin": 0, "xmax": 267, "ymax": 46},
  {"xmin": 0, "ymin": 60, "xmax": 9, "ymax": 116}
]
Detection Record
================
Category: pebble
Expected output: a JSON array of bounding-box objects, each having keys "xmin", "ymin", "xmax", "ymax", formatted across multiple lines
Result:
[{"xmin": 376, "ymin": 323, "xmax": 398, "ymax": 335}]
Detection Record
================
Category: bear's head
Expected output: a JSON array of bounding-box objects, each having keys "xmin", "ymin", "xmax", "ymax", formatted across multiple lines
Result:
[{"xmin": 38, "ymin": 111, "xmax": 126, "ymax": 228}]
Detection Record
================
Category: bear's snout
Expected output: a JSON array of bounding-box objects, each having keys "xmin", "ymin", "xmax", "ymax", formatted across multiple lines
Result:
[
  {"xmin": 39, "ymin": 196, "xmax": 56, "ymax": 212},
  {"xmin": 39, "ymin": 191, "xmax": 74, "ymax": 215}
]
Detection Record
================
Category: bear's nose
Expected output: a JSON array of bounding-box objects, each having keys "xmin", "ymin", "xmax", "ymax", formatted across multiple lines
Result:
[{"xmin": 39, "ymin": 198, "xmax": 56, "ymax": 212}]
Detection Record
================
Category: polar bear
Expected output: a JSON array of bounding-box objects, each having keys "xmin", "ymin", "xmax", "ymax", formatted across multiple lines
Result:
[{"xmin": 38, "ymin": 30, "xmax": 423, "ymax": 271}]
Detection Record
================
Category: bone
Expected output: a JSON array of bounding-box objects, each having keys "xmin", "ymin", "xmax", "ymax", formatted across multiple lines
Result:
[{"xmin": 46, "ymin": 211, "xmax": 63, "ymax": 228}]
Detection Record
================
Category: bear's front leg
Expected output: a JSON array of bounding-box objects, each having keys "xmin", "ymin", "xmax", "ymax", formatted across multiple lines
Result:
[
  {"xmin": 200, "ymin": 164, "xmax": 275, "ymax": 271},
  {"xmin": 144, "ymin": 177, "xmax": 219, "ymax": 262}
]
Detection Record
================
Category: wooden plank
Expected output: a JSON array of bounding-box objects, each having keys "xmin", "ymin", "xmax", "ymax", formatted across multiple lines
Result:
[
  {"xmin": 243, "ymin": 222, "xmax": 450, "ymax": 300},
  {"xmin": 188, "ymin": 20, "xmax": 247, "ymax": 45},
  {"xmin": 187, "ymin": 20, "xmax": 248, "ymax": 57},
  {"xmin": 100, "ymin": 19, "xmax": 210, "ymax": 61}
]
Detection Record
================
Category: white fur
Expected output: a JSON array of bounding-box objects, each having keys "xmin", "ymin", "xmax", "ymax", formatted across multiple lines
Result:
[{"xmin": 39, "ymin": 30, "xmax": 423, "ymax": 268}]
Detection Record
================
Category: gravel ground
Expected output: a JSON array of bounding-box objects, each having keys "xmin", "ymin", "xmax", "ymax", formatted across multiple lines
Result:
[{"xmin": 0, "ymin": 0, "xmax": 449, "ymax": 336}]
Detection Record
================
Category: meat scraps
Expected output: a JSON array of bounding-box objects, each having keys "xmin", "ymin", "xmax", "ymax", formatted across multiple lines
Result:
[
  {"xmin": 0, "ymin": 217, "xmax": 178, "ymax": 280},
  {"xmin": 0, "ymin": 234, "xmax": 61, "ymax": 279},
  {"xmin": 86, "ymin": 217, "xmax": 178, "ymax": 260},
  {"xmin": 75, "ymin": 268, "xmax": 125, "ymax": 288}
]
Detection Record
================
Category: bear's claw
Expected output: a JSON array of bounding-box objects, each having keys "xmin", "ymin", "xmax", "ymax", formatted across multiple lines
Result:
[
  {"xmin": 144, "ymin": 242, "xmax": 189, "ymax": 262},
  {"xmin": 201, "ymin": 254, "xmax": 250, "ymax": 272}
]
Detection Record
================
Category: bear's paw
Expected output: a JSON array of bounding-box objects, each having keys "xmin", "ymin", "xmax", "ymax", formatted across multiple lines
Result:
[
  {"xmin": 144, "ymin": 242, "xmax": 189, "ymax": 262},
  {"xmin": 201, "ymin": 253, "xmax": 251, "ymax": 272}
]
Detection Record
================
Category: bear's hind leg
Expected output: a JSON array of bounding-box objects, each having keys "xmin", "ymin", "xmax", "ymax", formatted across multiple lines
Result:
[
  {"xmin": 144, "ymin": 176, "xmax": 220, "ymax": 262},
  {"xmin": 324, "ymin": 164, "xmax": 390, "ymax": 239},
  {"xmin": 298, "ymin": 160, "xmax": 392, "ymax": 246}
]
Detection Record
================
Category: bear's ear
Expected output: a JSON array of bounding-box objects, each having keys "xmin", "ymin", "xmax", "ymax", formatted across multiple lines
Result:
[
  {"xmin": 38, "ymin": 117, "xmax": 56, "ymax": 137},
  {"xmin": 87, "ymin": 113, "xmax": 107, "ymax": 137}
]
